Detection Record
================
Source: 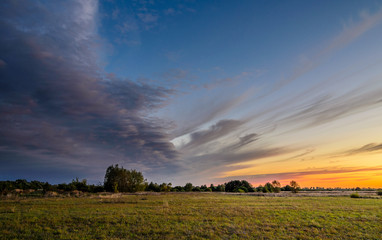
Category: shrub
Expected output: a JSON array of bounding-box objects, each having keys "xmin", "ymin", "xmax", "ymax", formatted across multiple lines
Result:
[
  {"xmin": 350, "ymin": 192, "xmax": 360, "ymax": 198},
  {"xmin": 238, "ymin": 186, "xmax": 248, "ymax": 193},
  {"xmin": 377, "ymin": 190, "xmax": 382, "ymax": 196}
]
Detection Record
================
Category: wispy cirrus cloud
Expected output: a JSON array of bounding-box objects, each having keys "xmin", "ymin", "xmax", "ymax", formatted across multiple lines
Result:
[
  {"xmin": 271, "ymin": 7, "xmax": 382, "ymax": 93},
  {"xmin": 181, "ymin": 119, "xmax": 243, "ymax": 151},
  {"xmin": 333, "ymin": 143, "xmax": 382, "ymax": 157},
  {"xmin": 279, "ymin": 85, "xmax": 382, "ymax": 130}
]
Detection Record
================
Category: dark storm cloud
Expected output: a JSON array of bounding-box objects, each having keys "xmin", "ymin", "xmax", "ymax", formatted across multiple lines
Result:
[{"xmin": 0, "ymin": 0, "xmax": 178, "ymax": 182}]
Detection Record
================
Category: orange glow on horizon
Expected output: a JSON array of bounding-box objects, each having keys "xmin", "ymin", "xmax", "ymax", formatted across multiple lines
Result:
[{"xmin": 216, "ymin": 149, "xmax": 382, "ymax": 188}]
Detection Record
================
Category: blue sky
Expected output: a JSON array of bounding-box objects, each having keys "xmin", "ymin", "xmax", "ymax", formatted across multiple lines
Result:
[{"xmin": 1, "ymin": 0, "xmax": 382, "ymax": 187}]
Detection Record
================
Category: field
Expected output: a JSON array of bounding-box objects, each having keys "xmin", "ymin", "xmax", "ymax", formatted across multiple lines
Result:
[{"xmin": 1, "ymin": 192, "xmax": 382, "ymax": 239}]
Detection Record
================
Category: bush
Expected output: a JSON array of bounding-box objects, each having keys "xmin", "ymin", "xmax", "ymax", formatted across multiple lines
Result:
[
  {"xmin": 238, "ymin": 186, "xmax": 248, "ymax": 193},
  {"xmin": 377, "ymin": 190, "xmax": 382, "ymax": 196},
  {"xmin": 350, "ymin": 192, "xmax": 361, "ymax": 198}
]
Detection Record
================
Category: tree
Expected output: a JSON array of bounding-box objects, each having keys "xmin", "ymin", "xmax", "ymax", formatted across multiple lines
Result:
[
  {"xmin": 216, "ymin": 184, "xmax": 225, "ymax": 192},
  {"xmin": 271, "ymin": 180, "xmax": 281, "ymax": 193},
  {"xmin": 184, "ymin": 183, "xmax": 193, "ymax": 192},
  {"xmin": 71, "ymin": 178, "xmax": 89, "ymax": 192},
  {"xmin": 172, "ymin": 186, "xmax": 185, "ymax": 192},
  {"xmin": 225, "ymin": 180, "xmax": 253, "ymax": 192},
  {"xmin": 290, "ymin": 180, "xmax": 300, "ymax": 193},
  {"xmin": 160, "ymin": 183, "xmax": 172, "ymax": 192},
  {"xmin": 263, "ymin": 182, "xmax": 273, "ymax": 193},
  {"xmin": 225, "ymin": 180, "xmax": 242, "ymax": 192},
  {"xmin": 104, "ymin": 165, "xmax": 146, "ymax": 193},
  {"xmin": 146, "ymin": 182, "xmax": 160, "ymax": 192},
  {"xmin": 200, "ymin": 185, "xmax": 208, "ymax": 191},
  {"xmin": 125, "ymin": 169, "xmax": 146, "ymax": 192}
]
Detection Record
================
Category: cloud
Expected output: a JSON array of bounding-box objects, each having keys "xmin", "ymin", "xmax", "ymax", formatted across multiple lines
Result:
[
  {"xmin": 182, "ymin": 146, "xmax": 291, "ymax": 174},
  {"xmin": 226, "ymin": 133, "xmax": 259, "ymax": 151},
  {"xmin": 265, "ymin": 7, "xmax": 382, "ymax": 96},
  {"xmin": 270, "ymin": 148, "xmax": 316, "ymax": 163},
  {"xmin": 338, "ymin": 143, "xmax": 382, "ymax": 156},
  {"xmin": 181, "ymin": 119, "xmax": 243, "ymax": 151},
  {"xmin": 172, "ymin": 144, "xmax": 295, "ymax": 185},
  {"xmin": 170, "ymin": 80, "xmax": 258, "ymax": 139},
  {"xmin": 214, "ymin": 166, "xmax": 382, "ymax": 184},
  {"xmin": 281, "ymin": 86, "xmax": 382, "ymax": 130},
  {"xmin": 0, "ymin": 0, "xmax": 179, "ymax": 182}
]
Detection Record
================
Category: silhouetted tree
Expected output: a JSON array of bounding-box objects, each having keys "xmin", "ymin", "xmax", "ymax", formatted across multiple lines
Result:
[
  {"xmin": 281, "ymin": 185, "xmax": 292, "ymax": 191},
  {"xmin": 290, "ymin": 180, "xmax": 300, "ymax": 193},
  {"xmin": 271, "ymin": 180, "xmax": 281, "ymax": 193}
]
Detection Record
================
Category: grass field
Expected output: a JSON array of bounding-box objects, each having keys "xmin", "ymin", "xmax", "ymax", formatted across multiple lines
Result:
[{"xmin": 1, "ymin": 193, "xmax": 382, "ymax": 239}]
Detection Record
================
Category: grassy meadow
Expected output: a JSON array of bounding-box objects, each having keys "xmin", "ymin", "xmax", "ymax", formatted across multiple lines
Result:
[{"xmin": 1, "ymin": 192, "xmax": 382, "ymax": 239}]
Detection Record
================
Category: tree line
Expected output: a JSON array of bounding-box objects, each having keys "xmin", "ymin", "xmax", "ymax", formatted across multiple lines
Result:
[
  {"xmin": 1, "ymin": 165, "xmax": 378, "ymax": 194},
  {"xmin": 103, "ymin": 165, "xmax": 302, "ymax": 193}
]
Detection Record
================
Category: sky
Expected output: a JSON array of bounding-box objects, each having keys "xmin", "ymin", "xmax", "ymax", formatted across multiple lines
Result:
[{"xmin": 1, "ymin": 0, "xmax": 382, "ymax": 188}]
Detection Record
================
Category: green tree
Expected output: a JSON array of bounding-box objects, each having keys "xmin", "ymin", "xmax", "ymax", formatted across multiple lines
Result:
[
  {"xmin": 263, "ymin": 182, "xmax": 273, "ymax": 193},
  {"xmin": 146, "ymin": 182, "xmax": 160, "ymax": 192},
  {"xmin": 160, "ymin": 183, "xmax": 172, "ymax": 192},
  {"xmin": 216, "ymin": 184, "xmax": 225, "ymax": 192},
  {"xmin": 104, "ymin": 165, "xmax": 146, "ymax": 193},
  {"xmin": 225, "ymin": 180, "xmax": 253, "ymax": 192},
  {"xmin": 184, "ymin": 183, "xmax": 193, "ymax": 192}
]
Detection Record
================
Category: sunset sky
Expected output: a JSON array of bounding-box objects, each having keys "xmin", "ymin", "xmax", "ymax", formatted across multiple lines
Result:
[{"xmin": 1, "ymin": 0, "xmax": 382, "ymax": 187}]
